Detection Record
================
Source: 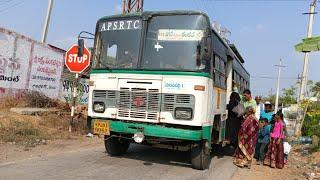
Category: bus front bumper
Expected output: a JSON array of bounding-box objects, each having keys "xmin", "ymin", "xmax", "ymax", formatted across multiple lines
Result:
[{"xmin": 92, "ymin": 119, "xmax": 203, "ymax": 141}]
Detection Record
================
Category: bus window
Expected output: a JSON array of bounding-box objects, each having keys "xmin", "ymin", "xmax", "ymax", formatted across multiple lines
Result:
[{"xmin": 214, "ymin": 55, "xmax": 226, "ymax": 88}]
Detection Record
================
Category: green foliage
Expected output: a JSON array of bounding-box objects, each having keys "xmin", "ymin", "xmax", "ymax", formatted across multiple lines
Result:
[
  {"xmin": 301, "ymin": 102, "xmax": 320, "ymax": 138},
  {"xmin": 265, "ymin": 94, "xmax": 276, "ymax": 105},
  {"xmin": 311, "ymin": 81, "xmax": 320, "ymax": 98},
  {"xmin": 280, "ymin": 86, "xmax": 297, "ymax": 106},
  {"xmin": 263, "ymin": 86, "xmax": 297, "ymax": 107}
]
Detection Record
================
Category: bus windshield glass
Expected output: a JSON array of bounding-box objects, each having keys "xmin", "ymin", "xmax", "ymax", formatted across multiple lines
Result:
[
  {"xmin": 141, "ymin": 15, "xmax": 209, "ymax": 71},
  {"xmin": 93, "ymin": 18, "xmax": 142, "ymax": 69}
]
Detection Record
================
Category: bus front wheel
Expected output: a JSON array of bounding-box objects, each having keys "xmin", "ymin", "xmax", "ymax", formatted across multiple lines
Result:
[
  {"xmin": 190, "ymin": 140, "xmax": 211, "ymax": 170},
  {"xmin": 104, "ymin": 135, "xmax": 130, "ymax": 156}
]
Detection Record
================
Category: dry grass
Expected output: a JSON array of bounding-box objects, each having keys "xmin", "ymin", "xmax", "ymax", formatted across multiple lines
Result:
[
  {"xmin": 0, "ymin": 110, "xmax": 87, "ymax": 147},
  {"xmin": 0, "ymin": 96, "xmax": 20, "ymax": 109},
  {"xmin": 0, "ymin": 91, "xmax": 87, "ymax": 147}
]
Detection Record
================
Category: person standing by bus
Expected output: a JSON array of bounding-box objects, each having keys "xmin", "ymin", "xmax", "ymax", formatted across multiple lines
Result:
[
  {"xmin": 264, "ymin": 111, "xmax": 285, "ymax": 169},
  {"xmin": 233, "ymin": 106, "xmax": 259, "ymax": 169},
  {"xmin": 260, "ymin": 102, "xmax": 274, "ymax": 122},
  {"xmin": 226, "ymin": 92, "xmax": 241, "ymax": 147},
  {"xmin": 242, "ymin": 89, "xmax": 257, "ymax": 111},
  {"xmin": 254, "ymin": 102, "xmax": 274, "ymax": 159},
  {"xmin": 256, "ymin": 118, "xmax": 271, "ymax": 165}
]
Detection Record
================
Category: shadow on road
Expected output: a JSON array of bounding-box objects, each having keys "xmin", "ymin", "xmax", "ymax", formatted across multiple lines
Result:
[
  {"xmin": 112, "ymin": 143, "xmax": 235, "ymax": 169},
  {"xmin": 211, "ymin": 144, "xmax": 235, "ymax": 158},
  {"xmin": 122, "ymin": 144, "xmax": 192, "ymax": 168}
]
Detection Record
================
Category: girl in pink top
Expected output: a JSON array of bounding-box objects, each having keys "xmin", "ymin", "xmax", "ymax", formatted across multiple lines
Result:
[
  {"xmin": 270, "ymin": 120, "xmax": 285, "ymax": 139},
  {"xmin": 264, "ymin": 112, "xmax": 285, "ymax": 169}
]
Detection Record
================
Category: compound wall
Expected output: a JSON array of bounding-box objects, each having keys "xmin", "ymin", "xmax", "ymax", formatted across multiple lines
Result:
[{"xmin": 0, "ymin": 28, "xmax": 90, "ymax": 105}]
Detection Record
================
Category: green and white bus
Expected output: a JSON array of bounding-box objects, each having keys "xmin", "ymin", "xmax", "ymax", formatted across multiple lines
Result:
[{"xmin": 86, "ymin": 11, "xmax": 250, "ymax": 170}]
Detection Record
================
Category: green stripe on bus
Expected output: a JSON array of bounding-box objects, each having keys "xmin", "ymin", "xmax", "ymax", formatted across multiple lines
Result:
[
  {"xmin": 202, "ymin": 125, "xmax": 213, "ymax": 148},
  {"xmin": 108, "ymin": 120, "xmax": 203, "ymax": 141},
  {"xmin": 90, "ymin": 69, "xmax": 212, "ymax": 78}
]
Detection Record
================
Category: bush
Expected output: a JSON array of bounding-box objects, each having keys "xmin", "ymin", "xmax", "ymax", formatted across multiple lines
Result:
[
  {"xmin": 302, "ymin": 112, "xmax": 320, "ymax": 138},
  {"xmin": 22, "ymin": 91, "xmax": 59, "ymax": 108}
]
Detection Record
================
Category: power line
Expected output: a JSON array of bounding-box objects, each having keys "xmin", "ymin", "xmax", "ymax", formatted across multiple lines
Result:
[
  {"xmin": 198, "ymin": 0, "xmax": 312, "ymax": 1},
  {"xmin": 0, "ymin": 0, "xmax": 24, "ymax": 14},
  {"xmin": 251, "ymin": 76, "xmax": 298, "ymax": 80},
  {"xmin": 0, "ymin": 0, "xmax": 15, "ymax": 6}
]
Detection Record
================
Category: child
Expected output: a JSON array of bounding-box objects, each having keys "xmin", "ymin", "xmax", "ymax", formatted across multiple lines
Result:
[
  {"xmin": 283, "ymin": 141, "xmax": 291, "ymax": 164},
  {"xmin": 256, "ymin": 118, "xmax": 271, "ymax": 165},
  {"xmin": 264, "ymin": 111, "xmax": 285, "ymax": 169}
]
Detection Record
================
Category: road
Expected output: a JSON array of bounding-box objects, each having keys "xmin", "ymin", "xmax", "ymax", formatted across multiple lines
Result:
[{"xmin": 0, "ymin": 143, "xmax": 238, "ymax": 180}]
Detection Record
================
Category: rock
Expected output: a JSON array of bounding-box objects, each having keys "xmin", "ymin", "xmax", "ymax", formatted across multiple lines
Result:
[
  {"xmin": 10, "ymin": 107, "xmax": 58, "ymax": 116},
  {"xmin": 41, "ymin": 139, "xmax": 47, "ymax": 145},
  {"xmin": 312, "ymin": 135, "xmax": 319, "ymax": 148},
  {"xmin": 302, "ymin": 172, "xmax": 309, "ymax": 178}
]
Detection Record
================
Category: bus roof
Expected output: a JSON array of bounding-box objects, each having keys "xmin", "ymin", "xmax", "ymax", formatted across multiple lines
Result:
[{"xmin": 98, "ymin": 10, "xmax": 207, "ymax": 22}]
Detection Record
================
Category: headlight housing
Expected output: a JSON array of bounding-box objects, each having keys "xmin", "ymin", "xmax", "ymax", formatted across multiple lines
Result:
[
  {"xmin": 174, "ymin": 107, "xmax": 193, "ymax": 120},
  {"xmin": 93, "ymin": 102, "xmax": 105, "ymax": 113}
]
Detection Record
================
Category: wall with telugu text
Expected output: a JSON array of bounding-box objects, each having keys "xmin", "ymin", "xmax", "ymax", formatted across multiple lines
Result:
[
  {"xmin": 0, "ymin": 28, "xmax": 64, "ymax": 99},
  {"xmin": 0, "ymin": 28, "xmax": 89, "ymax": 105}
]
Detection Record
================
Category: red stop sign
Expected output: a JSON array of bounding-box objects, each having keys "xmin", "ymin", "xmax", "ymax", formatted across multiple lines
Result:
[{"xmin": 65, "ymin": 44, "xmax": 91, "ymax": 73}]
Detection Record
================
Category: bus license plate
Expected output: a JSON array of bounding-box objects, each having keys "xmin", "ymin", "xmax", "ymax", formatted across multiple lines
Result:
[{"xmin": 93, "ymin": 120, "xmax": 110, "ymax": 135}]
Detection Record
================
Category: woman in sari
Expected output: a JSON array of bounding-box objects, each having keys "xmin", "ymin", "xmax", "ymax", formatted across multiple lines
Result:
[
  {"xmin": 233, "ymin": 106, "xmax": 259, "ymax": 169},
  {"xmin": 263, "ymin": 112, "xmax": 285, "ymax": 169}
]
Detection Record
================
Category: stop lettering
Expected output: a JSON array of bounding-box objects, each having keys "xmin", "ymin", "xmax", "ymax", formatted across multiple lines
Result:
[{"xmin": 65, "ymin": 44, "xmax": 91, "ymax": 73}]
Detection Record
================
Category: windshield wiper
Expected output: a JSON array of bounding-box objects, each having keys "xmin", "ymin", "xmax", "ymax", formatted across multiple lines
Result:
[
  {"xmin": 98, "ymin": 60, "xmax": 110, "ymax": 70},
  {"xmin": 93, "ymin": 53, "xmax": 110, "ymax": 70}
]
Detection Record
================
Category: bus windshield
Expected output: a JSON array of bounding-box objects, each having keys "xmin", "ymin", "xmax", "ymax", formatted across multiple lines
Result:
[
  {"xmin": 93, "ymin": 18, "xmax": 142, "ymax": 69},
  {"xmin": 93, "ymin": 15, "xmax": 209, "ymax": 71},
  {"xmin": 141, "ymin": 15, "xmax": 209, "ymax": 71}
]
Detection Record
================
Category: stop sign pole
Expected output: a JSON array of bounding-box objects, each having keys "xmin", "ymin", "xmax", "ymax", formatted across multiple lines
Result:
[{"xmin": 65, "ymin": 44, "xmax": 91, "ymax": 132}]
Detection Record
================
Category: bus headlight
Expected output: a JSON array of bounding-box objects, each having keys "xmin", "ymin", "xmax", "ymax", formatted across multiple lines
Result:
[
  {"xmin": 93, "ymin": 102, "xmax": 105, "ymax": 113},
  {"xmin": 174, "ymin": 107, "xmax": 193, "ymax": 120}
]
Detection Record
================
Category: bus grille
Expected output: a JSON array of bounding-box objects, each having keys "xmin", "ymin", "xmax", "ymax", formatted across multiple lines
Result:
[
  {"xmin": 118, "ymin": 88, "xmax": 160, "ymax": 120},
  {"xmin": 92, "ymin": 90, "xmax": 195, "ymax": 121},
  {"xmin": 162, "ymin": 94, "xmax": 194, "ymax": 113}
]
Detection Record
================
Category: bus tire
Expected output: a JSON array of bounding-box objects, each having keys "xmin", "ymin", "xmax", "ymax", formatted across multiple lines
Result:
[
  {"xmin": 104, "ymin": 135, "xmax": 130, "ymax": 156},
  {"xmin": 190, "ymin": 141, "xmax": 211, "ymax": 170}
]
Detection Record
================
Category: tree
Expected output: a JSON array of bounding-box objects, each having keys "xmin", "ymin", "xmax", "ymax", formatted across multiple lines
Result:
[
  {"xmin": 280, "ymin": 86, "xmax": 297, "ymax": 106},
  {"xmin": 264, "ymin": 94, "xmax": 276, "ymax": 105},
  {"xmin": 311, "ymin": 81, "xmax": 320, "ymax": 99},
  {"xmin": 307, "ymin": 80, "xmax": 314, "ymax": 97}
]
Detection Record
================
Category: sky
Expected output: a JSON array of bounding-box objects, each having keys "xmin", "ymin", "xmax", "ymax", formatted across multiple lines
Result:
[{"xmin": 0, "ymin": 0, "xmax": 319, "ymax": 97}]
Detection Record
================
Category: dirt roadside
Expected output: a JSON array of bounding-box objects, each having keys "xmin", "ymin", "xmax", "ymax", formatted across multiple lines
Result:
[
  {"xmin": 233, "ymin": 145, "xmax": 320, "ymax": 180},
  {"xmin": 0, "ymin": 109, "xmax": 319, "ymax": 179},
  {"xmin": 0, "ymin": 136, "xmax": 103, "ymax": 163}
]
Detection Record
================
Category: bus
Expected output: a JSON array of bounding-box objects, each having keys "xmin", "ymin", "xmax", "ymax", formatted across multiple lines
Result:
[{"xmin": 85, "ymin": 10, "xmax": 250, "ymax": 170}]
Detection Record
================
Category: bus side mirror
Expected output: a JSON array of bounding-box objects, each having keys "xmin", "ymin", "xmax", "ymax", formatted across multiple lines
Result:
[{"xmin": 78, "ymin": 39, "xmax": 84, "ymax": 57}]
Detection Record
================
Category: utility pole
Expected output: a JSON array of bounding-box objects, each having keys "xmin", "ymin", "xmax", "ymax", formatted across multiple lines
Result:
[
  {"xmin": 275, "ymin": 59, "xmax": 286, "ymax": 113},
  {"xmin": 41, "ymin": 0, "xmax": 54, "ymax": 43},
  {"xmin": 299, "ymin": 0, "xmax": 316, "ymax": 101},
  {"xmin": 122, "ymin": 0, "xmax": 143, "ymax": 14}
]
